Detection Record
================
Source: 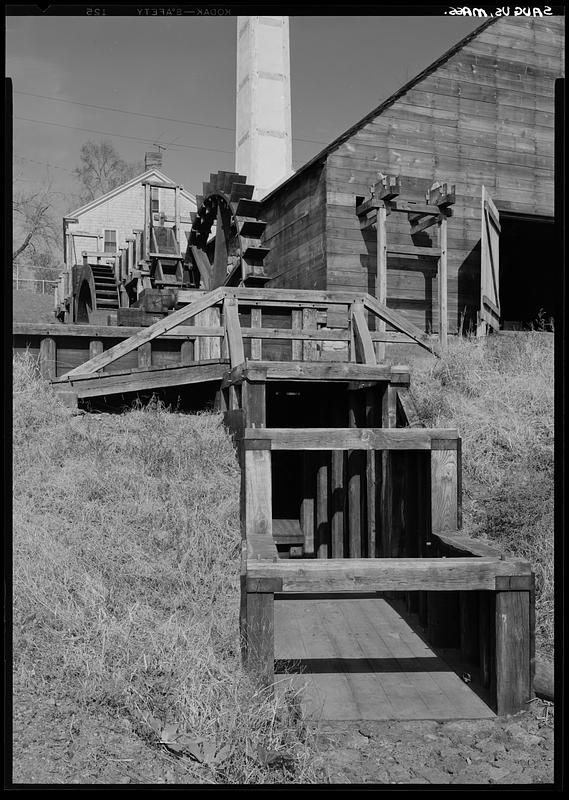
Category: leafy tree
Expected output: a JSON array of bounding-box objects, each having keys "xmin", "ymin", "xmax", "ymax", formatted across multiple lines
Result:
[{"xmin": 74, "ymin": 140, "xmax": 144, "ymax": 204}]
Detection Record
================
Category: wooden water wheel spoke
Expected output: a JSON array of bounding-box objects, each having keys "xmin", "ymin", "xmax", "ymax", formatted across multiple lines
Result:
[{"xmin": 185, "ymin": 170, "xmax": 270, "ymax": 290}]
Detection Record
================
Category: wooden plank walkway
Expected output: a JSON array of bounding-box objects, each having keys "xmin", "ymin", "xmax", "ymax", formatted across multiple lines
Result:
[{"xmin": 274, "ymin": 596, "xmax": 495, "ymax": 721}]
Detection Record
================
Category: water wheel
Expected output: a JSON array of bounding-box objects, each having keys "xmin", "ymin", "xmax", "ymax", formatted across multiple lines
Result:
[
  {"xmin": 74, "ymin": 262, "xmax": 120, "ymax": 323},
  {"xmin": 185, "ymin": 171, "xmax": 270, "ymax": 290}
]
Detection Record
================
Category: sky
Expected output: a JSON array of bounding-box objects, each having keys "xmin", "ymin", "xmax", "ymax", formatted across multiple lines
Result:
[{"xmin": 7, "ymin": 11, "xmax": 483, "ymax": 222}]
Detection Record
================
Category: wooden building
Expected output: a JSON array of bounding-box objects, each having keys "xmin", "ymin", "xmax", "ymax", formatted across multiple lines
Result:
[{"xmin": 260, "ymin": 16, "xmax": 564, "ymax": 333}]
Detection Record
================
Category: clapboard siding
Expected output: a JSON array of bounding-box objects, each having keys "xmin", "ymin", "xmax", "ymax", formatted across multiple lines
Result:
[
  {"xmin": 262, "ymin": 162, "xmax": 327, "ymax": 290},
  {"xmin": 322, "ymin": 17, "xmax": 563, "ymax": 333}
]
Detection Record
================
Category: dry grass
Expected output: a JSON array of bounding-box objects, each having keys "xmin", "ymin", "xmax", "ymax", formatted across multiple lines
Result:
[
  {"xmin": 13, "ymin": 352, "xmax": 318, "ymax": 784},
  {"xmin": 409, "ymin": 332, "xmax": 554, "ymax": 657}
]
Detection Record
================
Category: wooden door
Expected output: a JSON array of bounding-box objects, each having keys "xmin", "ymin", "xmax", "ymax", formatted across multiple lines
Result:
[{"xmin": 478, "ymin": 186, "xmax": 501, "ymax": 334}]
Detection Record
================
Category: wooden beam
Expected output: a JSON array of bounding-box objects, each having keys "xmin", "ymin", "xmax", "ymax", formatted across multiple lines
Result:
[
  {"xmin": 246, "ymin": 557, "xmax": 533, "ymax": 593},
  {"xmin": 61, "ymin": 286, "xmax": 226, "ymax": 377},
  {"xmin": 302, "ymin": 307, "xmax": 318, "ymax": 361},
  {"xmin": 291, "ymin": 308, "xmax": 302, "ymax": 361},
  {"xmin": 364, "ymin": 295, "xmax": 439, "ymax": 355},
  {"xmin": 89, "ymin": 339, "xmax": 104, "ymax": 360},
  {"xmin": 330, "ymin": 402, "xmax": 346, "ymax": 558},
  {"xmin": 137, "ymin": 342, "xmax": 152, "ymax": 369},
  {"xmin": 223, "ymin": 296, "xmax": 245, "ymax": 369},
  {"xmin": 387, "ymin": 244, "xmax": 441, "ymax": 257},
  {"xmin": 243, "ymin": 427, "xmax": 459, "ymax": 451},
  {"xmin": 58, "ymin": 361, "xmax": 228, "ymax": 398},
  {"xmin": 375, "ymin": 203, "xmax": 387, "ymax": 362},
  {"xmin": 245, "ymin": 591, "xmax": 275, "ymax": 685},
  {"xmin": 245, "ymin": 361, "xmax": 397, "ymax": 382},
  {"xmin": 351, "ymin": 300, "xmax": 377, "ymax": 365}
]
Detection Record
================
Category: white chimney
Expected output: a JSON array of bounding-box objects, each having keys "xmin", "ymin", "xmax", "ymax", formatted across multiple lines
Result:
[{"xmin": 235, "ymin": 16, "xmax": 293, "ymax": 199}]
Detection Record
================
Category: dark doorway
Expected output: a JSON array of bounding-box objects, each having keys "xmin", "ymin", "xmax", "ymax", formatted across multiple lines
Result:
[{"xmin": 499, "ymin": 214, "xmax": 555, "ymax": 330}]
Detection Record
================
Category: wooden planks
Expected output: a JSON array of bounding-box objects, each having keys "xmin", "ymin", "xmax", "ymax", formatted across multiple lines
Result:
[
  {"xmin": 245, "ymin": 448, "xmax": 272, "ymax": 538},
  {"xmin": 431, "ymin": 446, "xmax": 459, "ymax": 533},
  {"xmin": 495, "ymin": 587, "xmax": 532, "ymax": 715},
  {"xmin": 274, "ymin": 596, "xmax": 495, "ymax": 720}
]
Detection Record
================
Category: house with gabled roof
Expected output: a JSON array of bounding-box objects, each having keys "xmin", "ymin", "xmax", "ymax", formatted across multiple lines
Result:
[
  {"xmin": 63, "ymin": 152, "xmax": 197, "ymax": 271},
  {"xmin": 259, "ymin": 15, "xmax": 564, "ymax": 333}
]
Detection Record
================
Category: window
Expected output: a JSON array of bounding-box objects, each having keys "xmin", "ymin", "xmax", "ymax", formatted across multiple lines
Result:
[
  {"xmin": 103, "ymin": 229, "xmax": 117, "ymax": 253},
  {"xmin": 150, "ymin": 186, "xmax": 160, "ymax": 215}
]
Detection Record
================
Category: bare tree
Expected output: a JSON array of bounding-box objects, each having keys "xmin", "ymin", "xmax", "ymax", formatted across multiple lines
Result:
[
  {"xmin": 74, "ymin": 140, "xmax": 144, "ymax": 204},
  {"xmin": 12, "ymin": 181, "xmax": 61, "ymax": 263}
]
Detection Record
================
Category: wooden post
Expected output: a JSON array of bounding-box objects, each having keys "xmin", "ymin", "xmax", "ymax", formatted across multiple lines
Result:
[
  {"xmin": 301, "ymin": 453, "xmax": 315, "ymax": 557},
  {"xmin": 244, "ymin": 379, "xmax": 266, "ymax": 428},
  {"xmin": 250, "ymin": 306, "xmax": 262, "ymax": 361},
  {"xmin": 495, "ymin": 578, "xmax": 532, "ymax": 715},
  {"xmin": 375, "ymin": 204, "xmax": 387, "ymax": 362},
  {"xmin": 223, "ymin": 297, "xmax": 244, "ymax": 368},
  {"xmin": 137, "ymin": 342, "xmax": 152, "ymax": 369},
  {"xmin": 438, "ymin": 215, "xmax": 448, "ymax": 352},
  {"xmin": 316, "ymin": 452, "xmax": 330, "ymax": 559},
  {"xmin": 39, "ymin": 337, "xmax": 56, "ymax": 380},
  {"xmin": 89, "ymin": 339, "xmax": 104, "ymax": 360},
  {"xmin": 245, "ymin": 590, "xmax": 275, "ymax": 685}
]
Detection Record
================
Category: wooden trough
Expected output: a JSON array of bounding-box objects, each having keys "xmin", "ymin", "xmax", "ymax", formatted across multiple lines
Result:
[{"xmin": 13, "ymin": 286, "xmax": 534, "ymax": 718}]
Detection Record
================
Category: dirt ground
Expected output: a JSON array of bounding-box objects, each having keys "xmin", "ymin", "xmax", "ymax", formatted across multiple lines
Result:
[{"xmin": 12, "ymin": 679, "xmax": 554, "ymax": 786}]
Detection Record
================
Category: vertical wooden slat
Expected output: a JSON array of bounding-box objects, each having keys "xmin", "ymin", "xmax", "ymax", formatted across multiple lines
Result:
[
  {"xmin": 144, "ymin": 182, "xmax": 150, "ymax": 260},
  {"xmin": 302, "ymin": 307, "xmax": 318, "ymax": 361},
  {"xmin": 457, "ymin": 436, "xmax": 463, "ymax": 530},
  {"xmin": 291, "ymin": 308, "xmax": 302, "ymax": 361},
  {"xmin": 316, "ymin": 452, "xmax": 330, "ymax": 559},
  {"xmin": 180, "ymin": 340, "xmax": 194, "ymax": 365},
  {"xmin": 348, "ymin": 390, "xmax": 364, "ymax": 558},
  {"xmin": 301, "ymin": 453, "xmax": 315, "ymax": 557},
  {"xmin": 365, "ymin": 387, "xmax": 378, "ymax": 558},
  {"xmin": 438, "ymin": 215, "xmax": 448, "ymax": 352},
  {"xmin": 330, "ymin": 403, "xmax": 345, "ymax": 558},
  {"xmin": 431, "ymin": 444, "xmax": 458, "ymax": 534},
  {"xmin": 495, "ymin": 588, "xmax": 531, "ymax": 715},
  {"xmin": 459, "ymin": 591, "xmax": 480, "ymax": 664},
  {"xmin": 89, "ymin": 339, "xmax": 103, "ymax": 360},
  {"xmin": 39, "ymin": 337, "xmax": 56, "ymax": 380},
  {"xmin": 427, "ymin": 592, "xmax": 460, "ymax": 648},
  {"xmin": 250, "ymin": 306, "xmax": 262, "ymax": 361},
  {"xmin": 479, "ymin": 591, "xmax": 496, "ymax": 695},
  {"xmin": 375, "ymin": 204, "xmax": 387, "ymax": 362},
  {"xmin": 137, "ymin": 342, "xmax": 152, "ymax": 369},
  {"xmin": 380, "ymin": 384, "xmax": 396, "ymax": 557}
]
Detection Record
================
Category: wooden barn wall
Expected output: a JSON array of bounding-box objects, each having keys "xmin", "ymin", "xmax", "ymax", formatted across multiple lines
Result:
[
  {"xmin": 324, "ymin": 17, "xmax": 564, "ymax": 333},
  {"xmin": 262, "ymin": 162, "xmax": 327, "ymax": 290}
]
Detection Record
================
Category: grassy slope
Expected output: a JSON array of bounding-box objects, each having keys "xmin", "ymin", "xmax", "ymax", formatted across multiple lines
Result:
[
  {"xmin": 13, "ymin": 354, "xmax": 316, "ymax": 784},
  {"xmin": 408, "ymin": 332, "xmax": 554, "ymax": 657}
]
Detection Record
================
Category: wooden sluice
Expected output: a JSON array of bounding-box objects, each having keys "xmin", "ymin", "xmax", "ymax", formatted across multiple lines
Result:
[{"xmin": 17, "ymin": 286, "xmax": 534, "ymax": 719}]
